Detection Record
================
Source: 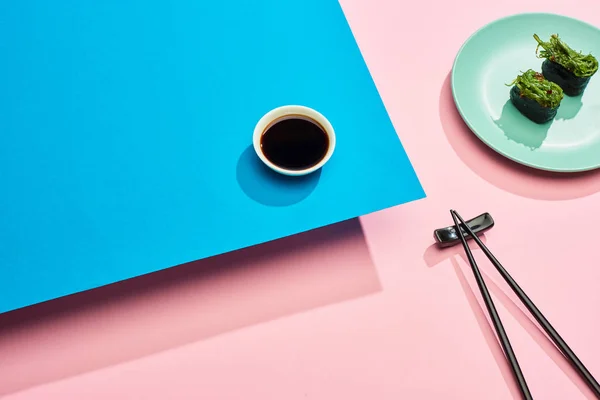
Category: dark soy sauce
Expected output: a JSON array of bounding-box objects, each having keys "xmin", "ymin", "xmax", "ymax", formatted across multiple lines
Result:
[{"xmin": 260, "ymin": 115, "xmax": 329, "ymax": 170}]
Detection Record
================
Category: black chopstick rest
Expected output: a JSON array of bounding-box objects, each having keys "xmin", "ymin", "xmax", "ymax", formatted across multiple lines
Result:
[{"xmin": 434, "ymin": 212, "xmax": 495, "ymax": 248}]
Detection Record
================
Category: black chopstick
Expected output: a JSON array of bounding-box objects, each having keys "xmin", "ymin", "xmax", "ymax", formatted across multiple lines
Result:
[
  {"xmin": 452, "ymin": 210, "xmax": 600, "ymax": 398},
  {"xmin": 450, "ymin": 210, "xmax": 534, "ymax": 400}
]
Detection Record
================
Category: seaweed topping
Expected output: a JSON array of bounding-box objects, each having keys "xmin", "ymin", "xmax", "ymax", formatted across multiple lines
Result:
[
  {"xmin": 506, "ymin": 69, "xmax": 564, "ymax": 108},
  {"xmin": 534, "ymin": 34, "xmax": 598, "ymax": 78}
]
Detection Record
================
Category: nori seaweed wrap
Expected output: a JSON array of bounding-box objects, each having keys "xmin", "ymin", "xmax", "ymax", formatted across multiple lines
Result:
[
  {"xmin": 534, "ymin": 34, "xmax": 598, "ymax": 96},
  {"xmin": 507, "ymin": 69, "xmax": 564, "ymax": 124}
]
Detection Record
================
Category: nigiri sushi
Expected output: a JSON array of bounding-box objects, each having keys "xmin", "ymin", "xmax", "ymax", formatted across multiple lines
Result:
[
  {"xmin": 507, "ymin": 69, "xmax": 564, "ymax": 124},
  {"xmin": 534, "ymin": 34, "xmax": 598, "ymax": 96}
]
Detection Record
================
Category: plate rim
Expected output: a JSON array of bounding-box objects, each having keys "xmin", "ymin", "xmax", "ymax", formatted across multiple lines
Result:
[{"xmin": 450, "ymin": 11, "xmax": 600, "ymax": 173}]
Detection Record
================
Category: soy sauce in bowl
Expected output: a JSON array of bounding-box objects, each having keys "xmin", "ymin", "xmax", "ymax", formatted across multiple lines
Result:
[{"xmin": 260, "ymin": 115, "xmax": 329, "ymax": 171}]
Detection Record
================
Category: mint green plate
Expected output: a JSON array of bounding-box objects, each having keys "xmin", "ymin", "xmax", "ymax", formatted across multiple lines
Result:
[{"xmin": 452, "ymin": 13, "xmax": 600, "ymax": 172}]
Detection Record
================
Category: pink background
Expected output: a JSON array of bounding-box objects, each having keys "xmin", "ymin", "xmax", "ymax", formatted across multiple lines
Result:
[{"xmin": 2, "ymin": 1, "xmax": 600, "ymax": 399}]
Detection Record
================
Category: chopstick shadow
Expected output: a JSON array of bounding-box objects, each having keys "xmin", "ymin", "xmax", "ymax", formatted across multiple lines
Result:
[
  {"xmin": 425, "ymin": 241, "xmax": 597, "ymax": 399},
  {"xmin": 475, "ymin": 266, "xmax": 598, "ymax": 400},
  {"xmin": 0, "ymin": 218, "xmax": 381, "ymax": 397}
]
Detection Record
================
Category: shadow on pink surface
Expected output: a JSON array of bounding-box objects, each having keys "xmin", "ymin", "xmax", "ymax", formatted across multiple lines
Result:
[
  {"xmin": 0, "ymin": 218, "xmax": 380, "ymax": 396},
  {"xmin": 439, "ymin": 73, "xmax": 600, "ymax": 201},
  {"xmin": 424, "ymin": 242, "xmax": 598, "ymax": 399}
]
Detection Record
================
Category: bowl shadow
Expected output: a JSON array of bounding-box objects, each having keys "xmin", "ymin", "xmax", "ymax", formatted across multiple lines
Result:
[
  {"xmin": 236, "ymin": 145, "xmax": 321, "ymax": 207},
  {"xmin": 439, "ymin": 72, "xmax": 600, "ymax": 201}
]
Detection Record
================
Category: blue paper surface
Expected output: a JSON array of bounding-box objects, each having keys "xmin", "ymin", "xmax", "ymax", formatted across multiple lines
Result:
[{"xmin": 0, "ymin": 0, "xmax": 425, "ymax": 313}]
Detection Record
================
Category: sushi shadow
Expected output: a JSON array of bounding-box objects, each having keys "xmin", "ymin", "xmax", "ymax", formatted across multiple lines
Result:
[
  {"xmin": 439, "ymin": 73, "xmax": 600, "ymax": 201},
  {"xmin": 493, "ymin": 100, "xmax": 551, "ymax": 150},
  {"xmin": 555, "ymin": 94, "xmax": 584, "ymax": 120},
  {"xmin": 492, "ymin": 90, "xmax": 584, "ymax": 150}
]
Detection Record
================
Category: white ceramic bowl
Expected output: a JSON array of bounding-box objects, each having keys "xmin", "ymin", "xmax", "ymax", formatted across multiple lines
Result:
[{"xmin": 253, "ymin": 105, "xmax": 336, "ymax": 176}]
